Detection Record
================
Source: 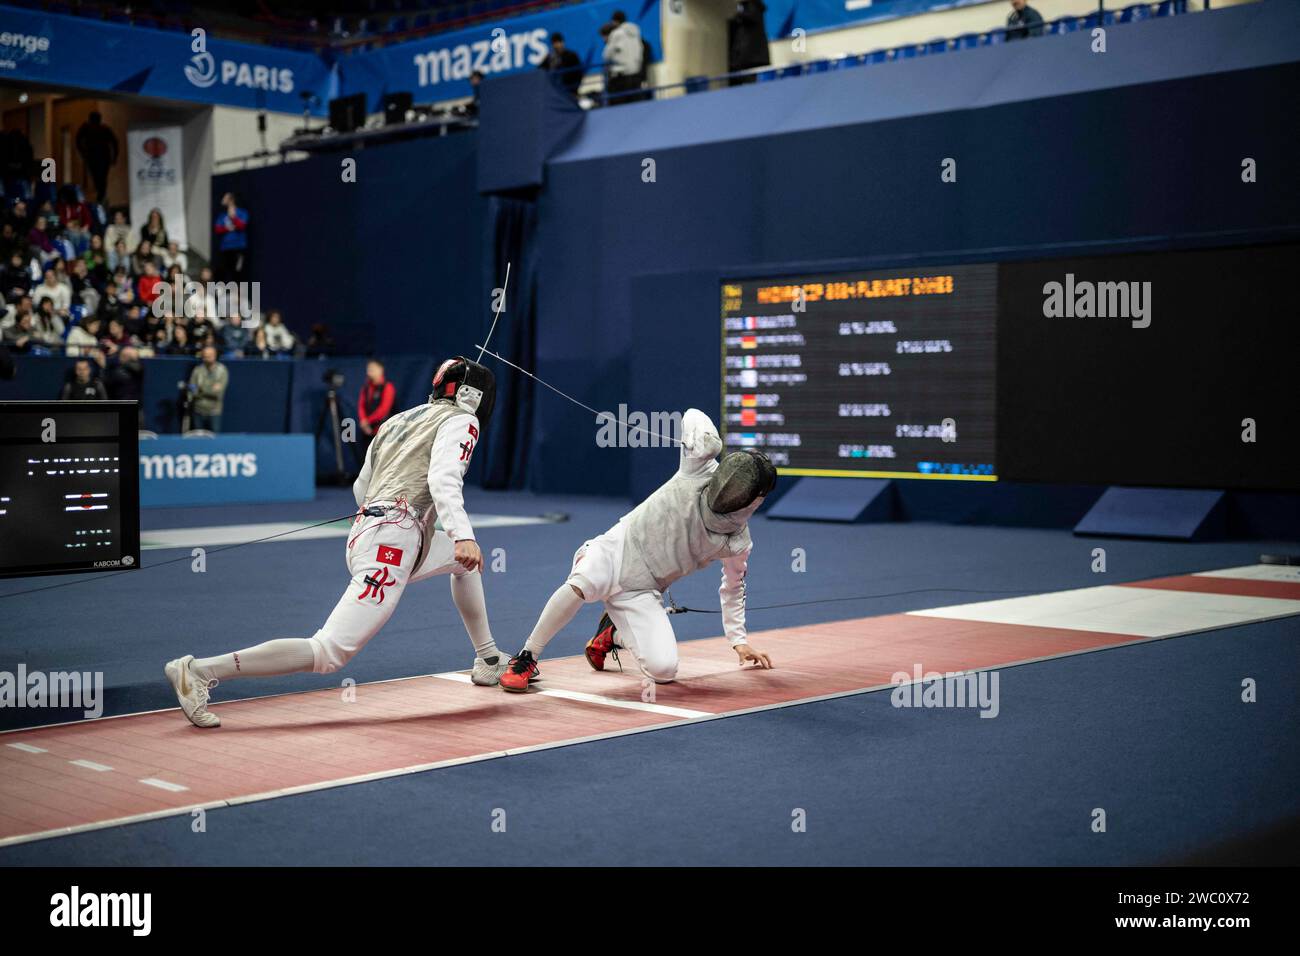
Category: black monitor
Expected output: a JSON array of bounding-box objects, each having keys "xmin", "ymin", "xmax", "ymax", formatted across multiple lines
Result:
[
  {"xmin": 328, "ymin": 92, "xmax": 368, "ymax": 133},
  {"xmin": 0, "ymin": 401, "xmax": 140, "ymax": 578},
  {"xmin": 383, "ymin": 91, "xmax": 413, "ymax": 126}
]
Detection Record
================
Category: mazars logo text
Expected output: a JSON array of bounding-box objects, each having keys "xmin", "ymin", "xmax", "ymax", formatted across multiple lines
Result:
[
  {"xmin": 50, "ymin": 886, "xmax": 151, "ymax": 937},
  {"xmin": 141, "ymin": 453, "xmax": 257, "ymax": 480},
  {"xmin": 413, "ymin": 28, "xmax": 548, "ymax": 86},
  {"xmin": 1042, "ymin": 274, "xmax": 1151, "ymax": 328}
]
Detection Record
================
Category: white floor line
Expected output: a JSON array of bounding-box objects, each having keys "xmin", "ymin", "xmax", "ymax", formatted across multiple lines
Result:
[
  {"xmin": 6, "ymin": 742, "xmax": 47, "ymax": 753},
  {"xmin": 68, "ymin": 759, "xmax": 113, "ymax": 772},
  {"xmin": 433, "ymin": 672, "xmax": 709, "ymax": 718},
  {"xmin": 138, "ymin": 778, "xmax": 188, "ymax": 793},
  {"xmin": 140, "ymin": 513, "xmax": 552, "ymax": 551}
]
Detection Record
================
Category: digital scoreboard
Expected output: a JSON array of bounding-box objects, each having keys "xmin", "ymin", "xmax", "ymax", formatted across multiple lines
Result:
[
  {"xmin": 0, "ymin": 402, "xmax": 140, "ymax": 578},
  {"xmin": 721, "ymin": 264, "xmax": 997, "ymax": 479}
]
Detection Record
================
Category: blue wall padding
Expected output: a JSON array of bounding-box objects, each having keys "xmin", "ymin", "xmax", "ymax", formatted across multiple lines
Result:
[
  {"xmin": 212, "ymin": 132, "xmax": 488, "ymax": 357},
  {"xmin": 1075, "ymin": 487, "xmax": 1227, "ymax": 540},
  {"xmin": 767, "ymin": 477, "xmax": 897, "ymax": 523},
  {"xmin": 477, "ymin": 70, "xmax": 586, "ymax": 194}
]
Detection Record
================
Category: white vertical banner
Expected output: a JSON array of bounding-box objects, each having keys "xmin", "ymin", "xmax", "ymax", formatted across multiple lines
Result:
[{"xmin": 127, "ymin": 125, "xmax": 188, "ymax": 250}]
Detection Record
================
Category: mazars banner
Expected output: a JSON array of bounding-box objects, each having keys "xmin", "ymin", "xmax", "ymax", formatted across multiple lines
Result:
[
  {"xmin": 0, "ymin": 5, "xmax": 335, "ymax": 114},
  {"xmin": 127, "ymin": 126, "xmax": 187, "ymax": 249},
  {"xmin": 339, "ymin": 0, "xmax": 662, "ymax": 106}
]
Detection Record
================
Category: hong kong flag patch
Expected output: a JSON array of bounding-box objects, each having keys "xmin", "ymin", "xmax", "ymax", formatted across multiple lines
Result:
[{"xmin": 376, "ymin": 545, "xmax": 404, "ymax": 567}]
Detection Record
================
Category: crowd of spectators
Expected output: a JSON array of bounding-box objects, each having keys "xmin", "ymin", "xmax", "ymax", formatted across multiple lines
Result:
[{"xmin": 0, "ymin": 142, "xmax": 330, "ymax": 428}]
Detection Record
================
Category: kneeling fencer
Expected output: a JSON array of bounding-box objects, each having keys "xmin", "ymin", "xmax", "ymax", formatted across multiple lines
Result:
[
  {"xmin": 165, "ymin": 356, "xmax": 509, "ymax": 727},
  {"xmin": 500, "ymin": 408, "xmax": 775, "ymax": 692}
]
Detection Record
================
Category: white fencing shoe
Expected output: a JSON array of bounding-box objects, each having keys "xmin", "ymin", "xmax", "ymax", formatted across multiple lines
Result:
[
  {"xmin": 470, "ymin": 653, "xmax": 510, "ymax": 686},
  {"xmin": 164, "ymin": 655, "xmax": 221, "ymax": 728}
]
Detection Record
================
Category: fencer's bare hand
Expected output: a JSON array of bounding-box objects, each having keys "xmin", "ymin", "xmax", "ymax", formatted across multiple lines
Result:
[
  {"xmin": 734, "ymin": 643, "xmax": 773, "ymax": 669},
  {"xmin": 454, "ymin": 539, "xmax": 483, "ymax": 572}
]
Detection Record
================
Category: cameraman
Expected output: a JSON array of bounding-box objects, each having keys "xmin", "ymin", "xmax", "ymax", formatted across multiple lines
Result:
[{"xmin": 187, "ymin": 344, "xmax": 228, "ymax": 432}]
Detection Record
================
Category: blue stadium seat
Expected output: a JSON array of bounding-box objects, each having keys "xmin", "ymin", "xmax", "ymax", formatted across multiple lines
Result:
[
  {"xmin": 68, "ymin": 304, "xmax": 86, "ymax": 330},
  {"xmin": 896, "ymin": 45, "xmax": 918, "ymax": 59},
  {"xmin": 867, "ymin": 49, "xmax": 891, "ymax": 64},
  {"xmin": 387, "ymin": 16, "xmax": 407, "ymax": 33},
  {"xmin": 780, "ymin": 64, "xmax": 804, "ymax": 79},
  {"xmin": 756, "ymin": 68, "xmax": 779, "ymax": 83},
  {"xmin": 926, "ymin": 39, "xmax": 948, "ymax": 55},
  {"xmin": 984, "ymin": 30, "xmax": 1004, "ymax": 46},
  {"xmin": 954, "ymin": 33, "xmax": 980, "ymax": 49},
  {"xmin": 1121, "ymin": 4, "xmax": 1153, "ymax": 22},
  {"xmin": 807, "ymin": 59, "xmax": 831, "ymax": 74},
  {"xmin": 1050, "ymin": 17, "xmax": 1079, "ymax": 35}
]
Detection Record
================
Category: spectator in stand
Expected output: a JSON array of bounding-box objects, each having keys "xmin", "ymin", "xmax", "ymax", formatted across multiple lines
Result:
[
  {"xmin": 1006, "ymin": 0, "xmax": 1045, "ymax": 39},
  {"xmin": 3, "ymin": 311, "xmax": 37, "ymax": 352},
  {"xmin": 604, "ymin": 12, "xmax": 643, "ymax": 102},
  {"xmin": 305, "ymin": 323, "xmax": 335, "ymax": 357},
  {"xmin": 165, "ymin": 322, "xmax": 194, "ymax": 356},
  {"xmin": 105, "ymin": 209, "xmax": 132, "ymax": 252},
  {"xmin": 221, "ymin": 312, "xmax": 249, "ymax": 354},
  {"xmin": 65, "ymin": 314, "xmax": 102, "ymax": 357},
  {"xmin": 64, "ymin": 218, "xmax": 91, "ymax": 258},
  {"xmin": 214, "ymin": 192, "xmax": 249, "ymax": 282},
  {"xmin": 61, "ymin": 357, "xmax": 108, "ymax": 400},
  {"xmin": 1, "ymin": 293, "xmax": 34, "ymax": 334},
  {"xmin": 28, "ymin": 215, "xmax": 58, "ymax": 265},
  {"xmin": 140, "ymin": 208, "xmax": 168, "ymax": 249},
  {"xmin": 136, "ymin": 303, "xmax": 164, "ymax": 346},
  {"xmin": 541, "ymin": 32, "xmax": 583, "ymax": 98},
  {"xmin": 69, "ymin": 258, "xmax": 100, "ymax": 316},
  {"xmin": 105, "ymin": 345, "xmax": 145, "ymax": 425},
  {"xmin": 3, "ymin": 251, "xmax": 32, "ymax": 303},
  {"xmin": 161, "ymin": 239, "xmax": 187, "ymax": 273},
  {"xmin": 108, "ymin": 237, "xmax": 131, "ymax": 275},
  {"xmin": 0, "ymin": 129, "xmax": 36, "ymax": 199},
  {"xmin": 245, "ymin": 326, "xmax": 273, "ymax": 360},
  {"xmin": 263, "ymin": 308, "xmax": 296, "ymax": 354},
  {"xmin": 32, "ymin": 297, "xmax": 65, "ymax": 346},
  {"xmin": 75, "ymin": 112, "xmax": 120, "ymax": 204},
  {"xmin": 84, "ymin": 233, "xmax": 109, "ymax": 285},
  {"xmin": 188, "ymin": 344, "xmax": 228, "ymax": 432},
  {"xmin": 57, "ymin": 185, "xmax": 94, "ymax": 232},
  {"xmin": 137, "ymin": 261, "xmax": 164, "ymax": 309},
  {"xmin": 727, "ymin": 0, "xmax": 769, "ymax": 86},
  {"xmin": 0, "ymin": 222, "xmax": 22, "ymax": 263},
  {"xmin": 32, "ymin": 267, "xmax": 72, "ymax": 320},
  {"xmin": 5, "ymin": 198, "xmax": 32, "ymax": 238},
  {"xmin": 132, "ymin": 239, "xmax": 162, "ymax": 276}
]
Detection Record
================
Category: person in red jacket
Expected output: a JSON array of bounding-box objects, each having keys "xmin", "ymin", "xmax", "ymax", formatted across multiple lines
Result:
[{"xmin": 356, "ymin": 359, "xmax": 396, "ymax": 469}]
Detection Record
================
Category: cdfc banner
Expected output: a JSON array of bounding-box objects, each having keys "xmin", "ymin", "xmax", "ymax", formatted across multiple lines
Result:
[
  {"xmin": 339, "ymin": 0, "xmax": 662, "ymax": 107},
  {"xmin": 127, "ymin": 126, "xmax": 187, "ymax": 249},
  {"xmin": 0, "ymin": 5, "xmax": 335, "ymax": 114}
]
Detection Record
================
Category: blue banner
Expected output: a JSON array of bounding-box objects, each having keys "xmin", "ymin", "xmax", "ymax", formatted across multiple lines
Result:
[
  {"xmin": 340, "ymin": 0, "xmax": 662, "ymax": 107},
  {"xmin": 139, "ymin": 434, "xmax": 315, "ymax": 507},
  {"xmin": 0, "ymin": 6, "xmax": 335, "ymax": 114}
]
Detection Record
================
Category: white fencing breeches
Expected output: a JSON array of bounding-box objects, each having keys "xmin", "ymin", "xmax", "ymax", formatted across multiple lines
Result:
[{"xmin": 308, "ymin": 510, "xmax": 472, "ymax": 674}]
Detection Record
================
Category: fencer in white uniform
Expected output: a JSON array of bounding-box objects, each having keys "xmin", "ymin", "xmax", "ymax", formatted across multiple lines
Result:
[
  {"xmin": 499, "ymin": 408, "xmax": 775, "ymax": 692},
  {"xmin": 165, "ymin": 357, "xmax": 509, "ymax": 728}
]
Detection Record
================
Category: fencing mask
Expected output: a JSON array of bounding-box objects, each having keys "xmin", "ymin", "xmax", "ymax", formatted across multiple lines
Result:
[
  {"xmin": 431, "ymin": 356, "xmax": 496, "ymax": 425},
  {"xmin": 705, "ymin": 449, "xmax": 777, "ymax": 515}
]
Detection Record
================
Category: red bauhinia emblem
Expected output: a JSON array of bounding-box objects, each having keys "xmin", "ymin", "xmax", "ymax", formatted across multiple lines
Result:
[{"xmin": 358, "ymin": 566, "xmax": 397, "ymax": 604}]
